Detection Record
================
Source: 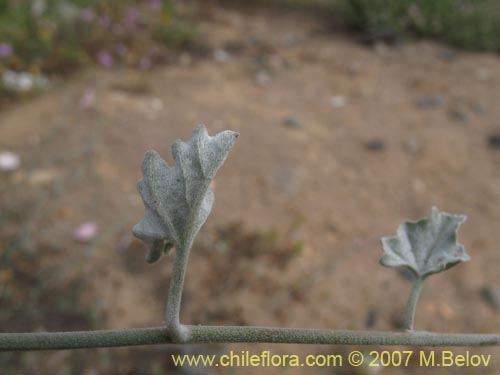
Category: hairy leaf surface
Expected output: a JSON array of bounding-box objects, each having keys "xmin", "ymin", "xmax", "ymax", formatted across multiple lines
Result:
[
  {"xmin": 380, "ymin": 207, "xmax": 469, "ymax": 278},
  {"xmin": 133, "ymin": 125, "xmax": 239, "ymax": 263}
]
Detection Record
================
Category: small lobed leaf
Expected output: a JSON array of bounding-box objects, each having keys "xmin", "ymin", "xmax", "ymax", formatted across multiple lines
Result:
[
  {"xmin": 380, "ymin": 207, "xmax": 470, "ymax": 278},
  {"xmin": 132, "ymin": 125, "xmax": 239, "ymax": 263}
]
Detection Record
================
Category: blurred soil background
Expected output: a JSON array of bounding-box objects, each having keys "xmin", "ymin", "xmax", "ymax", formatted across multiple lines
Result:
[{"xmin": 2, "ymin": 0, "xmax": 500, "ymax": 374}]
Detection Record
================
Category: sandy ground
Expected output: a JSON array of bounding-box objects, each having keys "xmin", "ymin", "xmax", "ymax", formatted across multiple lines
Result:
[{"xmin": 2, "ymin": 5, "xmax": 500, "ymax": 375}]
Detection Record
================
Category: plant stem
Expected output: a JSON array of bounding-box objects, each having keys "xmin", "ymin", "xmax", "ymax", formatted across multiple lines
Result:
[
  {"xmin": 165, "ymin": 244, "xmax": 191, "ymax": 342},
  {"xmin": 2, "ymin": 326, "xmax": 500, "ymax": 351},
  {"xmin": 405, "ymin": 276, "xmax": 426, "ymax": 331}
]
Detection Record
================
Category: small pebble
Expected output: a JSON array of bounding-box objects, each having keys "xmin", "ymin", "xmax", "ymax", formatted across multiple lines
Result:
[
  {"xmin": 487, "ymin": 134, "xmax": 500, "ymax": 149},
  {"xmin": 2, "ymin": 70, "xmax": 49, "ymax": 92},
  {"xmin": 415, "ymin": 95, "xmax": 445, "ymax": 109},
  {"xmin": 346, "ymin": 61, "xmax": 362, "ymax": 76},
  {"xmin": 179, "ymin": 53, "xmax": 192, "ymax": 66},
  {"xmin": 403, "ymin": 138, "xmax": 422, "ymax": 155},
  {"xmin": 412, "ymin": 179, "xmax": 426, "ymax": 194},
  {"xmin": 438, "ymin": 48, "xmax": 457, "ymax": 61},
  {"xmin": 149, "ymin": 97, "xmax": 164, "ymax": 112},
  {"xmin": 0, "ymin": 151, "xmax": 20, "ymax": 171},
  {"xmin": 325, "ymin": 222, "xmax": 337, "ymax": 233},
  {"xmin": 282, "ymin": 116, "xmax": 302, "ymax": 129},
  {"xmin": 482, "ymin": 285, "xmax": 500, "ymax": 310},
  {"xmin": 213, "ymin": 48, "xmax": 231, "ymax": 63},
  {"xmin": 472, "ymin": 102, "xmax": 486, "ymax": 115},
  {"xmin": 364, "ymin": 139, "xmax": 385, "ymax": 152},
  {"xmin": 365, "ymin": 308, "xmax": 377, "ymax": 329},
  {"xmin": 223, "ymin": 41, "xmax": 246, "ymax": 54},
  {"xmin": 255, "ymin": 70, "xmax": 271, "ymax": 85},
  {"xmin": 331, "ymin": 96, "xmax": 347, "ymax": 109},
  {"xmin": 362, "ymin": 27, "xmax": 401, "ymax": 46},
  {"xmin": 475, "ymin": 67, "xmax": 492, "ymax": 82},
  {"xmin": 448, "ymin": 109, "xmax": 468, "ymax": 123},
  {"xmin": 28, "ymin": 169, "xmax": 58, "ymax": 186},
  {"xmin": 284, "ymin": 33, "xmax": 300, "ymax": 48},
  {"xmin": 273, "ymin": 164, "xmax": 299, "ymax": 197}
]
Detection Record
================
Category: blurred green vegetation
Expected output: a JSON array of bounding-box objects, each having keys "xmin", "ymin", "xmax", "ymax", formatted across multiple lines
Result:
[
  {"xmin": 227, "ymin": 0, "xmax": 335, "ymax": 9},
  {"xmin": 1, "ymin": 0, "xmax": 500, "ymax": 99},
  {"xmin": 217, "ymin": 0, "xmax": 500, "ymax": 51},
  {"xmin": 337, "ymin": 0, "xmax": 500, "ymax": 50},
  {"xmin": 1, "ymin": 0, "xmax": 499, "ymax": 75},
  {"xmin": 0, "ymin": 0, "xmax": 198, "ymax": 96}
]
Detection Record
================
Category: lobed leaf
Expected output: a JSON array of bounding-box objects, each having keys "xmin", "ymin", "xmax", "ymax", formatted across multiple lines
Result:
[
  {"xmin": 380, "ymin": 207, "xmax": 470, "ymax": 278},
  {"xmin": 132, "ymin": 125, "xmax": 239, "ymax": 263}
]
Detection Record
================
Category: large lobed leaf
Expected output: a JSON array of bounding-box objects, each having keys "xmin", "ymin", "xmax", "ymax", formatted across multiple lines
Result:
[
  {"xmin": 133, "ymin": 125, "xmax": 239, "ymax": 263},
  {"xmin": 380, "ymin": 207, "xmax": 470, "ymax": 278}
]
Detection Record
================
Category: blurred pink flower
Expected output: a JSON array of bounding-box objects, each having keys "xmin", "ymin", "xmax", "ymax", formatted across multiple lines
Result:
[
  {"xmin": 150, "ymin": 0, "xmax": 162, "ymax": 10},
  {"xmin": 98, "ymin": 15, "xmax": 111, "ymax": 28},
  {"xmin": 139, "ymin": 56, "xmax": 152, "ymax": 70},
  {"xmin": 79, "ymin": 8, "xmax": 95, "ymax": 22},
  {"xmin": 79, "ymin": 88, "xmax": 96, "ymax": 109},
  {"xmin": 73, "ymin": 222, "xmax": 98, "ymax": 243},
  {"xmin": 0, "ymin": 43, "xmax": 13, "ymax": 58},
  {"xmin": 125, "ymin": 7, "xmax": 140, "ymax": 28},
  {"xmin": 97, "ymin": 51, "xmax": 114, "ymax": 67},
  {"xmin": 0, "ymin": 151, "xmax": 20, "ymax": 172}
]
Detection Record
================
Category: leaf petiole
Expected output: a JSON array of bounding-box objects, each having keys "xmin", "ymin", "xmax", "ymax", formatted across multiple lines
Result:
[
  {"xmin": 165, "ymin": 243, "xmax": 192, "ymax": 342},
  {"xmin": 405, "ymin": 276, "xmax": 426, "ymax": 331}
]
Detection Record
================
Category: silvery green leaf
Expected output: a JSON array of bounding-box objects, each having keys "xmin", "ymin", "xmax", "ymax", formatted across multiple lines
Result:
[
  {"xmin": 380, "ymin": 207, "xmax": 470, "ymax": 278},
  {"xmin": 133, "ymin": 125, "xmax": 239, "ymax": 263}
]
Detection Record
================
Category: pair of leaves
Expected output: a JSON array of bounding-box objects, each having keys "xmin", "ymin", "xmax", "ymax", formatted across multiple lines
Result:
[
  {"xmin": 132, "ymin": 125, "xmax": 239, "ymax": 263},
  {"xmin": 133, "ymin": 124, "xmax": 469, "ymax": 277},
  {"xmin": 381, "ymin": 207, "xmax": 470, "ymax": 278}
]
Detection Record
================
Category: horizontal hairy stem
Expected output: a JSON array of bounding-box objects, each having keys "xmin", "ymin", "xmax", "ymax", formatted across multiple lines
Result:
[{"xmin": 2, "ymin": 326, "xmax": 500, "ymax": 351}]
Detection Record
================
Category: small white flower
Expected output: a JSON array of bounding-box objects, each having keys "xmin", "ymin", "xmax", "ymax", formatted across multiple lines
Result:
[{"xmin": 0, "ymin": 151, "xmax": 21, "ymax": 172}]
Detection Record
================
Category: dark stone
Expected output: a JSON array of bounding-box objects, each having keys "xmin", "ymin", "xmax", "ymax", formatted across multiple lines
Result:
[
  {"xmin": 223, "ymin": 40, "xmax": 246, "ymax": 55},
  {"xmin": 364, "ymin": 139, "xmax": 385, "ymax": 152},
  {"xmin": 438, "ymin": 48, "xmax": 458, "ymax": 61},
  {"xmin": 361, "ymin": 27, "xmax": 403, "ymax": 46},
  {"xmin": 487, "ymin": 134, "xmax": 500, "ymax": 149},
  {"xmin": 283, "ymin": 116, "xmax": 302, "ymax": 129},
  {"xmin": 325, "ymin": 222, "xmax": 337, "ymax": 232},
  {"xmin": 482, "ymin": 285, "xmax": 500, "ymax": 310},
  {"xmin": 415, "ymin": 95, "xmax": 445, "ymax": 109},
  {"xmin": 448, "ymin": 109, "xmax": 468, "ymax": 123},
  {"xmin": 365, "ymin": 307, "xmax": 377, "ymax": 329}
]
